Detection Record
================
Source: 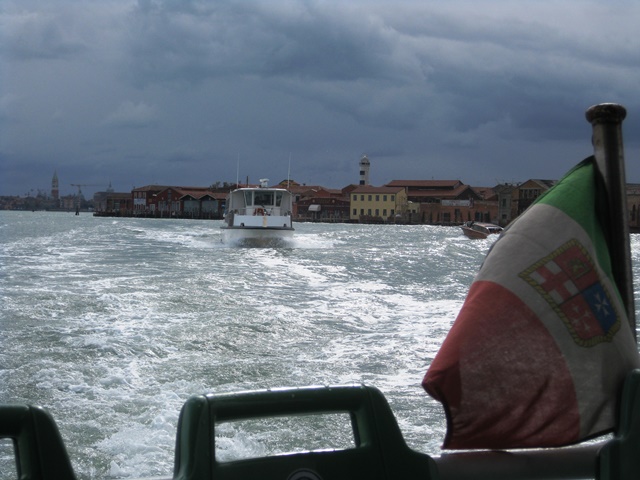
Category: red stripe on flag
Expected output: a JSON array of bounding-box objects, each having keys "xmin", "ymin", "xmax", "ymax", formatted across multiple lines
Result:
[{"xmin": 423, "ymin": 280, "xmax": 581, "ymax": 449}]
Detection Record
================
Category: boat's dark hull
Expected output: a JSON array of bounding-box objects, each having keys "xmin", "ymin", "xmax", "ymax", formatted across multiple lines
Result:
[
  {"xmin": 461, "ymin": 226, "xmax": 490, "ymax": 239},
  {"xmin": 221, "ymin": 225, "xmax": 294, "ymax": 246}
]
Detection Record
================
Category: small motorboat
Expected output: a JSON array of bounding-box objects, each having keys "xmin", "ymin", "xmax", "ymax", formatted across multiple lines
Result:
[
  {"xmin": 221, "ymin": 179, "xmax": 294, "ymax": 246},
  {"xmin": 460, "ymin": 221, "xmax": 503, "ymax": 239}
]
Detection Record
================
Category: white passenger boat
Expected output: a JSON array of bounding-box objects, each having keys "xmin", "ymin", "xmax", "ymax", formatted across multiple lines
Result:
[{"xmin": 221, "ymin": 179, "xmax": 294, "ymax": 246}]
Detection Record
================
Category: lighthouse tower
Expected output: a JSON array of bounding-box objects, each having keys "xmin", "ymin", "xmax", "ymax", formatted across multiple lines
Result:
[
  {"xmin": 359, "ymin": 155, "xmax": 370, "ymax": 186},
  {"xmin": 51, "ymin": 170, "xmax": 59, "ymax": 201}
]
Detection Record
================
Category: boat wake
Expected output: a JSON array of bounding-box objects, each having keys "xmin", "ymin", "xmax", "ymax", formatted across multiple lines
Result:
[{"xmin": 224, "ymin": 236, "xmax": 297, "ymax": 248}]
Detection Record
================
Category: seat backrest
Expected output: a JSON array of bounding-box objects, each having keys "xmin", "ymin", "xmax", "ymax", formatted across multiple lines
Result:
[
  {"xmin": 173, "ymin": 385, "xmax": 438, "ymax": 480},
  {"xmin": 0, "ymin": 404, "xmax": 77, "ymax": 480}
]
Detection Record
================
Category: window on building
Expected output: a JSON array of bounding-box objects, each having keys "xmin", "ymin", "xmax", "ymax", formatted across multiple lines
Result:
[
  {"xmin": 361, "ymin": 195, "xmax": 364, "ymax": 201},
  {"xmin": 375, "ymin": 195, "xmax": 379, "ymax": 201},
  {"xmin": 391, "ymin": 195, "xmax": 395, "ymax": 201},
  {"xmin": 391, "ymin": 209, "xmax": 395, "ymax": 216},
  {"xmin": 383, "ymin": 195, "xmax": 387, "ymax": 201},
  {"xmin": 368, "ymin": 195, "xmax": 372, "ymax": 201},
  {"xmin": 367, "ymin": 209, "xmax": 372, "ymax": 215},
  {"xmin": 360, "ymin": 209, "xmax": 364, "ymax": 215},
  {"xmin": 353, "ymin": 195, "xmax": 357, "ymax": 201},
  {"xmin": 353, "ymin": 209, "xmax": 357, "ymax": 215},
  {"xmin": 375, "ymin": 209, "xmax": 379, "ymax": 216},
  {"xmin": 383, "ymin": 209, "xmax": 387, "ymax": 217}
]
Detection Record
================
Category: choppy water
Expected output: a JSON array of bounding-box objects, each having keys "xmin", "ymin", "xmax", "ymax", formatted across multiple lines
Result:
[{"xmin": 1, "ymin": 211, "xmax": 639, "ymax": 479}]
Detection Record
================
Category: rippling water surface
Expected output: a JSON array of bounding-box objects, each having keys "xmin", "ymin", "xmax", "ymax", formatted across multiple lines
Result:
[{"xmin": 1, "ymin": 211, "xmax": 639, "ymax": 479}]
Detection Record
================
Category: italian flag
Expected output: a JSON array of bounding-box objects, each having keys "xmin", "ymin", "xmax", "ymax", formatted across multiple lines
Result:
[{"xmin": 422, "ymin": 156, "xmax": 640, "ymax": 449}]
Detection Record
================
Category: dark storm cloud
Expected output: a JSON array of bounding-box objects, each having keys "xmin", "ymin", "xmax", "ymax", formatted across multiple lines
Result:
[
  {"xmin": 1, "ymin": 0, "xmax": 639, "ymax": 197},
  {"xmin": 2, "ymin": 9, "xmax": 87, "ymax": 60},
  {"xmin": 127, "ymin": 1, "xmax": 405, "ymax": 83},
  {"xmin": 123, "ymin": 1, "xmax": 432, "ymax": 129},
  {"xmin": 102, "ymin": 101, "xmax": 160, "ymax": 128}
]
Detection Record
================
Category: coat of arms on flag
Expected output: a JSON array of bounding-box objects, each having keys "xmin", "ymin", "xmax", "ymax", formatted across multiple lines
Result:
[{"xmin": 519, "ymin": 238, "xmax": 620, "ymax": 347}]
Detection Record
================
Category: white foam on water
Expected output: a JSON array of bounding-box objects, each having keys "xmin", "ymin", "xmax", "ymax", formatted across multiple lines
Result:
[{"xmin": 4, "ymin": 213, "xmax": 605, "ymax": 479}]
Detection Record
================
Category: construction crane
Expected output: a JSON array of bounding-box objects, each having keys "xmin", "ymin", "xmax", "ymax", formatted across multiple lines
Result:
[{"xmin": 70, "ymin": 183, "xmax": 103, "ymax": 214}]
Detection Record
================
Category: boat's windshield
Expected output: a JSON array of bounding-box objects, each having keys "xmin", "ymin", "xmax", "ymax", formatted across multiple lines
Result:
[
  {"xmin": 253, "ymin": 191, "xmax": 274, "ymax": 206},
  {"xmin": 276, "ymin": 191, "xmax": 284, "ymax": 207}
]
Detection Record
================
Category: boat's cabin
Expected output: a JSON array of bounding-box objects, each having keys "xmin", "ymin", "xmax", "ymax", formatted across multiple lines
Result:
[
  {"xmin": 226, "ymin": 188, "xmax": 293, "ymax": 217},
  {"xmin": 485, "ymin": 225, "xmax": 503, "ymax": 234},
  {"xmin": 465, "ymin": 221, "xmax": 503, "ymax": 234},
  {"xmin": 244, "ymin": 189, "xmax": 288, "ymax": 209}
]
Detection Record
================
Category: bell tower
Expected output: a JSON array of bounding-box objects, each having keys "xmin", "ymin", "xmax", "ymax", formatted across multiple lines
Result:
[
  {"xmin": 359, "ymin": 154, "xmax": 370, "ymax": 186},
  {"xmin": 51, "ymin": 170, "xmax": 59, "ymax": 200}
]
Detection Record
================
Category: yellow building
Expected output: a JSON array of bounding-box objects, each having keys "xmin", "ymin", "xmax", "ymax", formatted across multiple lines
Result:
[{"xmin": 350, "ymin": 186, "xmax": 408, "ymax": 222}]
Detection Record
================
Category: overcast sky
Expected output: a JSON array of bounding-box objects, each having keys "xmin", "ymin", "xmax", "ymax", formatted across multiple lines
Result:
[{"xmin": 2, "ymin": 0, "xmax": 639, "ymax": 198}]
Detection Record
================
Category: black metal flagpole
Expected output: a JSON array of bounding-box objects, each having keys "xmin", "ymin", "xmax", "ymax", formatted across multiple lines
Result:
[{"xmin": 586, "ymin": 103, "xmax": 636, "ymax": 338}]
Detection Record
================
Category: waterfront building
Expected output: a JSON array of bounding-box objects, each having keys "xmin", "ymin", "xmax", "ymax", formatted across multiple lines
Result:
[
  {"xmin": 92, "ymin": 182, "xmax": 115, "ymax": 212},
  {"xmin": 172, "ymin": 188, "xmax": 225, "ymax": 218},
  {"xmin": 95, "ymin": 185, "xmax": 225, "ymax": 218},
  {"xmin": 128, "ymin": 185, "xmax": 224, "ymax": 218},
  {"xmin": 132, "ymin": 185, "xmax": 168, "ymax": 214},
  {"xmin": 513, "ymin": 179, "xmax": 556, "ymax": 216},
  {"xmin": 385, "ymin": 179, "xmax": 488, "ymax": 225},
  {"xmin": 349, "ymin": 185, "xmax": 408, "ymax": 222},
  {"xmin": 101, "ymin": 193, "xmax": 133, "ymax": 215},
  {"xmin": 295, "ymin": 186, "xmax": 352, "ymax": 222},
  {"xmin": 494, "ymin": 183, "xmax": 516, "ymax": 226},
  {"xmin": 287, "ymin": 184, "xmax": 331, "ymax": 202}
]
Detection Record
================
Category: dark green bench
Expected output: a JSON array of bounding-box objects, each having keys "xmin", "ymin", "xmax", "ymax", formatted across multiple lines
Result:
[
  {"xmin": 0, "ymin": 405, "xmax": 76, "ymax": 480},
  {"xmin": 173, "ymin": 385, "xmax": 437, "ymax": 480}
]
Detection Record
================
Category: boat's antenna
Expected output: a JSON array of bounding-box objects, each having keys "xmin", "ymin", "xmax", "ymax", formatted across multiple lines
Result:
[
  {"xmin": 235, "ymin": 154, "xmax": 240, "ymax": 189},
  {"xmin": 586, "ymin": 103, "xmax": 635, "ymax": 337},
  {"xmin": 287, "ymin": 152, "xmax": 291, "ymax": 189}
]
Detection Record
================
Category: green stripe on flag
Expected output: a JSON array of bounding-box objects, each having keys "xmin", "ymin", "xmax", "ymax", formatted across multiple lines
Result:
[{"xmin": 533, "ymin": 156, "xmax": 614, "ymax": 283}]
